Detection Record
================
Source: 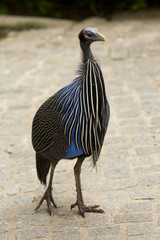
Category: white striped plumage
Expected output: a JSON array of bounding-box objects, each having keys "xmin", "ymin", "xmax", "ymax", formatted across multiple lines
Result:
[{"xmin": 55, "ymin": 58, "xmax": 108, "ymax": 163}]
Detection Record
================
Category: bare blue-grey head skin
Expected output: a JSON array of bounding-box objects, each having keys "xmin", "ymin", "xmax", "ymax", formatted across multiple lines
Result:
[{"xmin": 78, "ymin": 27, "xmax": 106, "ymax": 61}]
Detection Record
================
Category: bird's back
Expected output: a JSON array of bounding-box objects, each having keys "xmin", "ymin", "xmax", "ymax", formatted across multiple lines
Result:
[{"xmin": 32, "ymin": 94, "xmax": 69, "ymax": 160}]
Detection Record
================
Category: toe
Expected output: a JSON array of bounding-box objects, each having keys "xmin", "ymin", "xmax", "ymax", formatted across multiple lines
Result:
[
  {"xmin": 71, "ymin": 202, "xmax": 77, "ymax": 210},
  {"xmin": 48, "ymin": 207, "xmax": 53, "ymax": 216},
  {"xmin": 89, "ymin": 205, "xmax": 100, "ymax": 209}
]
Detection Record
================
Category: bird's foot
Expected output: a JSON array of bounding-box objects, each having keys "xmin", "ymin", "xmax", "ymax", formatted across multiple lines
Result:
[
  {"xmin": 71, "ymin": 201, "xmax": 104, "ymax": 218},
  {"xmin": 35, "ymin": 187, "xmax": 57, "ymax": 216}
]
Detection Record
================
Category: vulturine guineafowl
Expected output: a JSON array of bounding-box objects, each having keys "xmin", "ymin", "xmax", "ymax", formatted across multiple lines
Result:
[{"xmin": 32, "ymin": 27, "xmax": 110, "ymax": 217}]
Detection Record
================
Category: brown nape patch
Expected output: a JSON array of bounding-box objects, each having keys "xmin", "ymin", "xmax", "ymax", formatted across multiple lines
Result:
[{"xmin": 78, "ymin": 29, "xmax": 85, "ymax": 42}]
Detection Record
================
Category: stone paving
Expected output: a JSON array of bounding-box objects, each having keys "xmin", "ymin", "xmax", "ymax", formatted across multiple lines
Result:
[{"xmin": 0, "ymin": 12, "xmax": 160, "ymax": 240}]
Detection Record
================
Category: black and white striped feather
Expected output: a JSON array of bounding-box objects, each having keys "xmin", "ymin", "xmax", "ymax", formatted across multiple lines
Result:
[{"xmin": 32, "ymin": 59, "xmax": 110, "ymax": 165}]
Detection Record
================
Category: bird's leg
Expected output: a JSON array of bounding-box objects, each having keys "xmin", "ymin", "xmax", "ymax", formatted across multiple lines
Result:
[
  {"xmin": 71, "ymin": 156, "xmax": 104, "ymax": 217},
  {"xmin": 35, "ymin": 161, "xmax": 58, "ymax": 216}
]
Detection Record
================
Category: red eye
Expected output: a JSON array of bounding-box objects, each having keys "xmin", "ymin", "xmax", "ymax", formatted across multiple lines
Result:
[{"xmin": 88, "ymin": 33, "xmax": 92, "ymax": 37}]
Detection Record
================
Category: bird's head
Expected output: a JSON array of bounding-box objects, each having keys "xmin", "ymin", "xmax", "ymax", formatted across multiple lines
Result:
[{"xmin": 78, "ymin": 27, "xmax": 106, "ymax": 44}]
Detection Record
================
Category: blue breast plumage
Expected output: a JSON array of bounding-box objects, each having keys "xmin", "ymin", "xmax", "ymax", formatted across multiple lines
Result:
[{"xmin": 53, "ymin": 59, "xmax": 110, "ymax": 162}]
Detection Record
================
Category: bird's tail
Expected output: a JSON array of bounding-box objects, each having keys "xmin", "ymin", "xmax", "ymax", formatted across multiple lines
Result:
[{"xmin": 36, "ymin": 153, "xmax": 51, "ymax": 185}]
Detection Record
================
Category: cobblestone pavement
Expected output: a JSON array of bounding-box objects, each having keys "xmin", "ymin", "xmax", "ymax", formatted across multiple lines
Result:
[{"xmin": 0, "ymin": 12, "xmax": 160, "ymax": 240}]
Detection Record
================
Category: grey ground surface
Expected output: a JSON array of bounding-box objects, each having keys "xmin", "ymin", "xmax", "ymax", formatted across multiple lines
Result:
[{"xmin": 0, "ymin": 12, "xmax": 160, "ymax": 240}]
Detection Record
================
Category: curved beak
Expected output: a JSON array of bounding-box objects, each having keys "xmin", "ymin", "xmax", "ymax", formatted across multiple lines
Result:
[{"xmin": 97, "ymin": 32, "xmax": 106, "ymax": 41}]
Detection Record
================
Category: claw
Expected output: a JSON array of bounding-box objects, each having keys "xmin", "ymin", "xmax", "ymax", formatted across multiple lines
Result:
[
  {"xmin": 71, "ymin": 202, "xmax": 104, "ymax": 217},
  {"xmin": 35, "ymin": 187, "xmax": 57, "ymax": 215},
  {"xmin": 71, "ymin": 202, "xmax": 77, "ymax": 210}
]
